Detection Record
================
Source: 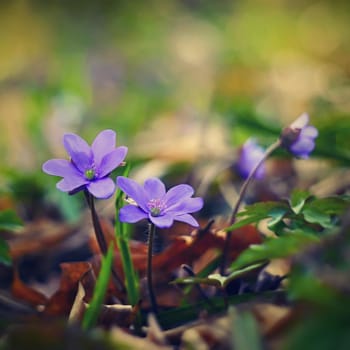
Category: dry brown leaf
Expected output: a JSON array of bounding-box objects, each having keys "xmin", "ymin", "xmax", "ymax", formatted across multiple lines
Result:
[
  {"xmin": 68, "ymin": 282, "xmax": 86, "ymax": 323},
  {"xmin": 11, "ymin": 269, "xmax": 48, "ymax": 307},
  {"xmin": 8, "ymin": 220, "xmax": 75, "ymax": 260},
  {"xmin": 44, "ymin": 262, "xmax": 92, "ymax": 316}
]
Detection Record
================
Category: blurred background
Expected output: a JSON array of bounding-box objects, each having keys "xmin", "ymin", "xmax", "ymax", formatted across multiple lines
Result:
[{"xmin": 0, "ymin": 0, "xmax": 349, "ymax": 220}]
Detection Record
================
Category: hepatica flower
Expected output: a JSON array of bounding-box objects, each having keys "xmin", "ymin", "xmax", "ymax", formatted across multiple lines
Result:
[
  {"xmin": 117, "ymin": 176, "xmax": 203, "ymax": 228},
  {"xmin": 43, "ymin": 130, "xmax": 127, "ymax": 199},
  {"xmin": 280, "ymin": 113, "xmax": 318, "ymax": 159},
  {"xmin": 236, "ymin": 139, "xmax": 266, "ymax": 180}
]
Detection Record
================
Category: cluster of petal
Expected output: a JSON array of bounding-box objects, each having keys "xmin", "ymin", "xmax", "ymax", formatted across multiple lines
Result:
[
  {"xmin": 42, "ymin": 130, "xmax": 127, "ymax": 199},
  {"xmin": 236, "ymin": 139, "xmax": 265, "ymax": 180},
  {"xmin": 281, "ymin": 113, "xmax": 318, "ymax": 159},
  {"xmin": 117, "ymin": 176, "xmax": 203, "ymax": 228}
]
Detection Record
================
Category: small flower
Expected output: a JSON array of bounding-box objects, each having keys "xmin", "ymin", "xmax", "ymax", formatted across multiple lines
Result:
[
  {"xmin": 43, "ymin": 130, "xmax": 127, "ymax": 199},
  {"xmin": 280, "ymin": 113, "xmax": 318, "ymax": 159},
  {"xmin": 116, "ymin": 176, "xmax": 203, "ymax": 228},
  {"xmin": 236, "ymin": 139, "xmax": 265, "ymax": 180}
]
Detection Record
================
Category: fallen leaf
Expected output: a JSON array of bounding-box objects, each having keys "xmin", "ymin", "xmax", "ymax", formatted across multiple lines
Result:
[{"xmin": 11, "ymin": 269, "xmax": 48, "ymax": 307}]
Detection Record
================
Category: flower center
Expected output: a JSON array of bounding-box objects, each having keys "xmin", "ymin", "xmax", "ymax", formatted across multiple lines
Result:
[
  {"xmin": 147, "ymin": 198, "xmax": 166, "ymax": 217},
  {"xmin": 84, "ymin": 168, "xmax": 96, "ymax": 180}
]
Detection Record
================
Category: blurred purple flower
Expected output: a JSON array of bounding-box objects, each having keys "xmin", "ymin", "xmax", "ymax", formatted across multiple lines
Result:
[
  {"xmin": 43, "ymin": 130, "xmax": 127, "ymax": 199},
  {"xmin": 280, "ymin": 113, "xmax": 318, "ymax": 159},
  {"xmin": 116, "ymin": 176, "xmax": 203, "ymax": 228},
  {"xmin": 236, "ymin": 139, "xmax": 266, "ymax": 180}
]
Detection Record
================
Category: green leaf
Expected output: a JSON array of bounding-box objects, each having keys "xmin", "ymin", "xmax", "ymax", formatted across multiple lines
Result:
[
  {"xmin": 0, "ymin": 209, "xmax": 23, "ymax": 231},
  {"xmin": 173, "ymin": 262, "xmax": 265, "ymax": 288},
  {"xmin": 302, "ymin": 207, "xmax": 333, "ymax": 229},
  {"xmin": 230, "ymin": 308, "xmax": 263, "ymax": 350},
  {"xmin": 82, "ymin": 243, "xmax": 114, "ymax": 330},
  {"xmin": 289, "ymin": 190, "xmax": 311, "ymax": 214},
  {"xmin": 0, "ymin": 238, "xmax": 11, "ymax": 266},
  {"xmin": 285, "ymin": 309, "xmax": 350, "ymax": 350},
  {"xmin": 224, "ymin": 202, "xmax": 288, "ymax": 232},
  {"xmin": 230, "ymin": 232, "xmax": 320, "ymax": 271},
  {"xmin": 182, "ymin": 255, "xmax": 221, "ymax": 296},
  {"xmin": 267, "ymin": 207, "xmax": 288, "ymax": 230},
  {"xmin": 288, "ymin": 268, "xmax": 339, "ymax": 306},
  {"xmin": 304, "ymin": 196, "xmax": 350, "ymax": 216}
]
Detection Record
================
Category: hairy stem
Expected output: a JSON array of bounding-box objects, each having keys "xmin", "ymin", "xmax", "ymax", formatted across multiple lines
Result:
[
  {"xmin": 220, "ymin": 139, "xmax": 282, "ymax": 274},
  {"xmin": 84, "ymin": 191, "xmax": 125, "ymax": 293},
  {"xmin": 147, "ymin": 222, "xmax": 158, "ymax": 314}
]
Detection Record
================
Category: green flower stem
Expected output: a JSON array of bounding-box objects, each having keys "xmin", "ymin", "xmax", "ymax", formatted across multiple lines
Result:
[
  {"xmin": 84, "ymin": 191, "xmax": 125, "ymax": 293},
  {"xmin": 220, "ymin": 139, "xmax": 282, "ymax": 274},
  {"xmin": 147, "ymin": 222, "xmax": 158, "ymax": 314}
]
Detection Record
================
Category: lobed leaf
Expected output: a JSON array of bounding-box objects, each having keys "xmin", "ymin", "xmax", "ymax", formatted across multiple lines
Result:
[
  {"xmin": 230, "ymin": 232, "xmax": 320, "ymax": 272},
  {"xmin": 289, "ymin": 190, "xmax": 311, "ymax": 214},
  {"xmin": 224, "ymin": 202, "xmax": 289, "ymax": 232}
]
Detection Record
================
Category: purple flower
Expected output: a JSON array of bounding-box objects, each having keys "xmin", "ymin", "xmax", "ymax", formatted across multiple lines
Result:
[
  {"xmin": 116, "ymin": 176, "xmax": 203, "ymax": 228},
  {"xmin": 42, "ymin": 130, "xmax": 127, "ymax": 199},
  {"xmin": 280, "ymin": 113, "xmax": 318, "ymax": 159},
  {"xmin": 236, "ymin": 139, "xmax": 266, "ymax": 180}
]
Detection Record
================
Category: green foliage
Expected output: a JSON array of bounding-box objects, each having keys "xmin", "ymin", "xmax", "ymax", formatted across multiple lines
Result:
[
  {"xmin": 225, "ymin": 191, "xmax": 350, "ymax": 236},
  {"xmin": 230, "ymin": 308, "xmax": 262, "ymax": 350},
  {"xmin": 0, "ymin": 209, "xmax": 23, "ymax": 266},
  {"xmin": 174, "ymin": 262, "xmax": 265, "ymax": 289},
  {"xmin": 115, "ymin": 165, "xmax": 140, "ymax": 307},
  {"xmin": 285, "ymin": 219, "xmax": 350, "ymax": 350},
  {"xmin": 7, "ymin": 172, "xmax": 45, "ymax": 206},
  {"xmin": 82, "ymin": 243, "xmax": 114, "ymax": 330},
  {"xmin": 289, "ymin": 190, "xmax": 310, "ymax": 215},
  {"xmin": 285, "ymin": 309, "xmax": 350, "ymax": 350},
  {"xmin": 0, "ymin": 239, "xmax": 11, "ymax": 266},
  {"xmin": 230, "ymin": 232, "xmax": 319, "ymax": 271},
  {"xmin": 0, "ymin": 209, "xmax": 23, "ymax": 231},
  {"xmin": 224, "ymin": 202, "xmax": 289, "ymax": 232}
]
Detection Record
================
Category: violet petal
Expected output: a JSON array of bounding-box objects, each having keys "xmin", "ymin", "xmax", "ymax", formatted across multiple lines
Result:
[
  {"xmin": 300, "ymin": 125, "xmax": 318, "ymax": 138},
  {"xmin": 167, "ymin": 197, "xmax": 203, "ymax": 215},
  {"xmin": 56, "ymin": 175, "xmax": 88, "ymax": 192},
  {"xmin": 63, "ymin": 133, "xmax": 93, "ymax": 172},
  {"xmin": 119, "ymin": 205, "xmax": 148, "ymax": 223},
  {"xmin": 116, "ymin": 176, "xmax": 148, "ymax": 211},
  {"xmin": 290, "ymin": 139, "xmax": 315, "ymax": 158},
  {"xmin": 99, "ymin": 146, "xmax": 128, "ymax": 178},
  {"xmin": 164, "ymin": 184, "xmax": 194, "ymax": 208},
  {"xmin": 237, "ymin": 139, "xmax": 265, "ymax": 180},
  {"xmin": 174, "ymin": 213, "xmax": 199, "ymax": 227},
  {"xmin": 87, "ymin": 177, "xmax": 116, "ymax": 199},
  {"xmin": 149, "ymin": 213, "xmax": 174, "ymax": 228},
  {"xmin": 72, "ymin": 152, "xmax": 94, "ymax": 173},
  {"xmin": 144, "ymin": 177, "xmax": 166, "ymax": 200},
  {"xmin": 42, "ymin": 159, "xmax": 81, "ymax": 177},
  {"xmin": 91, "ymin": 129, "xmax": 116, "ymax": 167}
]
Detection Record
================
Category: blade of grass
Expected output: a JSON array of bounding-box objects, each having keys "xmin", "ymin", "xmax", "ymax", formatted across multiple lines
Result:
[
  {"xmin": 115, "ymin": 220, "xmax": 139, "ymax": 306},
  {"xmin": 115, "ymin": 165, "xmax": 139, "ymax": 306},
  {"xmin": 82, "ymin": 243, "xmax": 114, "ymax": 330}
]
